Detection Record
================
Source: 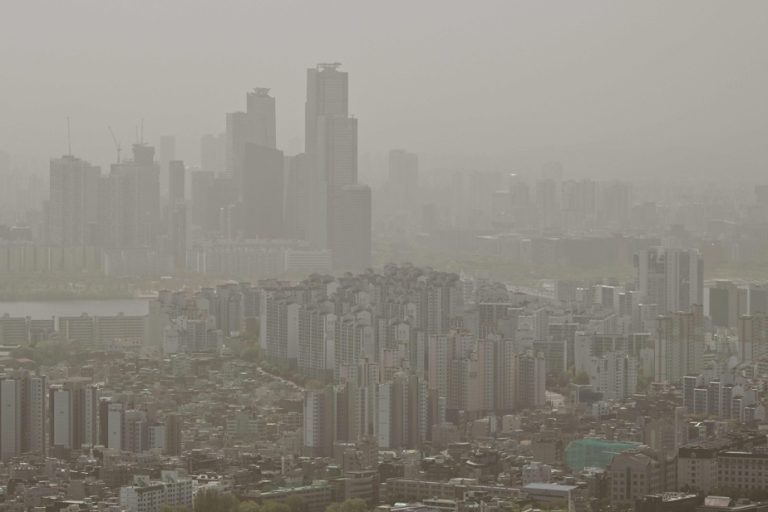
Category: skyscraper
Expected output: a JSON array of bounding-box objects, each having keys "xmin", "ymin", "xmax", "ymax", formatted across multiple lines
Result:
[
  {"xmin": 158, "ymin": 135, "xmax": 176, "ymax": 173},
  {"xmin": 168, "ymin": 160, "xmax": 185, "ymax": 206},
  {"xmin": 200, "ymin": 133, "xmax": 225, "ymax": 173},
  {"xmin": 169, "ymin": 202, "xmax": 187, "ymax": 271},
  {"xmin": 635, "ymin": 247, "xmax": 703, "ymax": 314},
  {"xmin": 242, "ymin": 144, "xmax": 284, "ymax": 239},
  {"xmin": 305, "ymin": 63, "xmax": 348, "ymax": 156},
  {"xmin": 304, "ymin": 63, "xmax": 369, "ymax": 268},
  {"xmin": 655, "ymin": 305, "xmax": 705, "ymax": 383},
  {"xmin": 246, "ymin": 88, "xmax": 277, "ymax": 149},
  {"xmin": 190, "ymin": 170, "xmax": 215, "ymax": 228},
  {"xmin": 106, "ymin": 144, "xmax": 161, "ymax": 249},
  {"xmin": 225, "ymin": 111, "xmax": 249, "ymax": 182},
  {"xmin": 158, "ymin": 135, "xmax": 176, "ymax": 195},
  {"xmin": 284, "ymin": 153, "xmax": 313, "ymax": 240},
  {"xmin": 333, "ymin": 184, "xmax": 372, "ymax": 271},
  {"xmin": 48, "ymin": 155, "xmax": 101, "ymax": 246},
  {"xmin": 227, "ymin": 88, "xmax": 277, "ymax": 192},
  {"xmin": 387, "ymin": 149, "xmax": 419, "ymax": 213}
]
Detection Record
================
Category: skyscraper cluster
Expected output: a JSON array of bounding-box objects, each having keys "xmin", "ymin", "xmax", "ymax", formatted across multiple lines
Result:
[
  {"xmin": 211, "ymin": 63, "xmax": 372, "ymax": 271},
  {"xmin": 42, "ymin": 64, "xmax": 372, "ymax": 279}
]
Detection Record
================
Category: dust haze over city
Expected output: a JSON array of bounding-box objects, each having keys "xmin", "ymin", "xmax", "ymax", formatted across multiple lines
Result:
[{"xmin": 2, "ymin": 2, "xmax": 768, "ymax": 512}]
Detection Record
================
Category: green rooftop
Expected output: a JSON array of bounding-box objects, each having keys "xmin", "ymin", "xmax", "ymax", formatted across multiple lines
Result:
[{"xmin": 565, "ymin": 438, "xmax": 640, "ymax": 471}]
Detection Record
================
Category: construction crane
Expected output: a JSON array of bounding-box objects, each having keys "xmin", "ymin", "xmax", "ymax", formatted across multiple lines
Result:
[{"xmin": 108, "ymin": 126, "xmax": 122, "ymax": 163}]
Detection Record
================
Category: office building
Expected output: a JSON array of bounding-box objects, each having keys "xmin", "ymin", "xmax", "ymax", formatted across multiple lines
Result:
[
  {"xmin": 246, "ymin": 87, "xmax": 277, "ymax": 149},
  {"xmin": 227, "ymin": 88, "xmax": 277, "ymax": 192},
  {"xmin": 168, "ymin": 160, "xmax": 185, "ymax": 206},
  {"xmin": 158, "ymin": 135, "xmax": 176, "ymax": 178},
  {"xmin": 284, "ymin": 153, "xmax": 313, "ymax": 240},
  {"xmin": 304, "ymin": 63, "xmax": 369, "ymax": 263},
  {"xmin": 200, "ymin": 133, "xmax": 225, "ymax": 172},
  {"xmin": 168, "ymin": 201, "xmax": 187, "ymax": 271},
  {"xmin": 306, "ymin": 63, "xmax": 348, "ymax": 156},
  {"xmin": 386, "ymin": 149, "xmax": 419, "ymax": 214},
  {"xmin": 242, "ymin": 144, "xmax": 284, "ymax": 239}
]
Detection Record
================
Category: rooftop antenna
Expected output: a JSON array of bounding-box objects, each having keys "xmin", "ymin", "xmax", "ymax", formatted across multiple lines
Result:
[
  {"xmin": 66, "ymin": 117, "xmax": 72, "ymax": 156},
  {"xmin": 140, "ymin": 118, "xmax": 144, "ymax": 145},
  {"xmin": 108, "ymin": 126, "xmax": 122, "ymax": 163}
]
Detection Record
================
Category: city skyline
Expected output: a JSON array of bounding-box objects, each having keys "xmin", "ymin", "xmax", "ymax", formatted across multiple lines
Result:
[
  {"xmin": 2, "ymin": 1, "xmax": 768, "ymax": 180},
  {"xmin": 3, "ymin": 3, "xmax": 768, "ymax": 512}
]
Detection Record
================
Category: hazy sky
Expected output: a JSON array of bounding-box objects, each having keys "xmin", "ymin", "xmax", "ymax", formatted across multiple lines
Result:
[{"xmin": 1, "ymin": 0, "xmax": 767, "ymax": 178}]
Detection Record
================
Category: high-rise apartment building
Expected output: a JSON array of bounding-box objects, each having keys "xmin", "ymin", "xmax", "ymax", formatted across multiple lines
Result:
[
  {"xmin": 709, "ymin": 280, "xmax": 747, "ymax": 329},
  {"xmin": 738, "ymin": 314, "xmax": 768, "ymax": 364},
  {"xmin": 106, "ymin": 144, "xmax": 161, "ymax": 248},
  {"xmin": 517, "ymin": 352, "xmax": 546, "ymax": 409},
  {"xmin": 48, "ymin": 155, "xmax": 100, "ymax": 246},
  {"xmin": 303, "ymin": 386, "xmax": 336, "ymax": 457},
  {"xmin": 655, "ymin": 305, "xmax": 705, "ymax": 383},
  {"xmin": 0, "ymin": 370, "xmax": 46, "ymax": 460},
  {"xmin": 49, "ymin": 380, "xmax": 101, "ymax": 452},
  {"xmin": 635, "ymin": 247, "xmax": 703, "ymax": 314},
  {"xmin": 164, "ymin": 413, "xmax": 182, "ymax": 456},
  {"xmin": 589, "ymin": 351, "xmax": 638, "ymax": 400}
]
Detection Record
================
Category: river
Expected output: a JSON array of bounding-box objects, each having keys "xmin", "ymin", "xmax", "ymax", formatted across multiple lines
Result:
[{"xmin": 0, "ymin": 299, "xmax": 150, "ymax": 319}]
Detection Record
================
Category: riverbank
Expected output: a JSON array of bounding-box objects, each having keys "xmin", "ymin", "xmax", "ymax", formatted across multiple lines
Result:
[{"xmin": 0, "ymin": 298, "xmax": 150, "ymax": 318}]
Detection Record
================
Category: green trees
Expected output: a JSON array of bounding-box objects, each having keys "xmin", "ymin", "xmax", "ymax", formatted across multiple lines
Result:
[
  {"xmin": 194, "ymin": 489, "xmax": 239, "ymax": 512},
  {"xmin": 238, "ymin": 502, "xmax": 263, "ymax": 512},
  {"xmin": 160, "ymin": 506, "xmax": 188, "ymax": 512},
  {"xmin": 325, "ymin": 498, "xmax": 368, "ymax": 512},
  {"xmin": 284, "ymin": 496, "xmax": 307, "ymax": 512},
  {"xmin": 190, "ymin": 490, "xmax": 309, "ymax": 512},
  {"xmin": 573, "ymin": 371, "xmax": 590, "ymax": 385}
]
